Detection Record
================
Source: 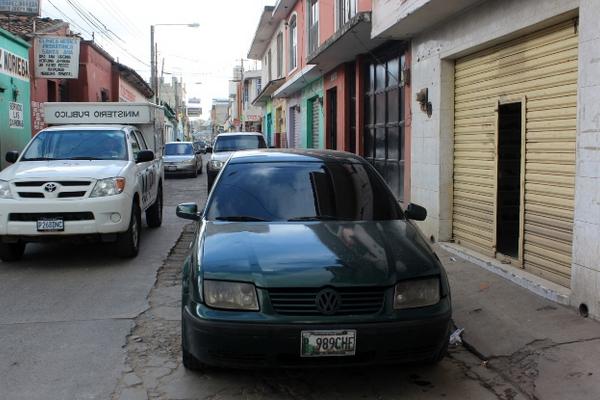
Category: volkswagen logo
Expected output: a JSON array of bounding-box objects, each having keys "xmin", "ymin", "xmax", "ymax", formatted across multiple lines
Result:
[
  {"xmin": 44, "ymin": 183, "xmax": 58, "ymax": 193},
  {"xmin": 315, "ymin": 288, "xmax": 341, "ymax": 315}
]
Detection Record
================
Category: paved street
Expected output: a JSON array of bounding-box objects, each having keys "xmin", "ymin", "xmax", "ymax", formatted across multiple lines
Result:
[{"xmin": 0, "ymin": 174, "xmax": 524, "ymax": 400}]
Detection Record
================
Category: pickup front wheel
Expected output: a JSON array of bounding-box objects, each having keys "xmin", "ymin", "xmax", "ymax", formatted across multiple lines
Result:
[
  {"xmin": 0, "ymin": 242, "xmax": 26, "ymax": 262},
  {"xmin": 146, "ymin": 184, "xmax": 163, "ymax": 228},
  {"xmin": 116, "ymin": 202, "xmax": 141, "ymax": 258}
]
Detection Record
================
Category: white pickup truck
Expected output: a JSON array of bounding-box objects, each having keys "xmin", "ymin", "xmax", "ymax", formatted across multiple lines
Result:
[{"xmin": 0, "ymin": 102, "xmax": 166, "ymax": 261}]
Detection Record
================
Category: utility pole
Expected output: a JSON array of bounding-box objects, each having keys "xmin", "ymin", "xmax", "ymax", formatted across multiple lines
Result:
[
  {"xmin": 150, "ymin": 25, "xmax": 155, "ymax": 103},
  {"xmin": 240, "ymin": 58, "xmax": 245, "ymax": 132}
]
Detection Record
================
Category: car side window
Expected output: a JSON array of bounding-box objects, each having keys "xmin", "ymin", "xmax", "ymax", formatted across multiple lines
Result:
[
  {"xmin": 134, "ymin": 130, "xmax": 148, "ymax": 150},
  {"xmin": 130, "ymin": 132, "xmax": 142, "ymax": 158}
]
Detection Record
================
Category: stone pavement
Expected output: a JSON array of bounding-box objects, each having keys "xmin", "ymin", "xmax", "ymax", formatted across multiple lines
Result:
[{"xmin": 438, "ymin": 246, "xmax": 600, "ymax": 400}]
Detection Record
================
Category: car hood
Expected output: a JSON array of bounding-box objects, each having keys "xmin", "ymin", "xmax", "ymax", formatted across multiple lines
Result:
[
  {"xmin": 0, "ymin": 160, "xmax": 128, "ymax": 181},
  {"xmin": 200, "ymin": 220, "xmax": 441, "ymax": 288},
  {"xmin": 164, "ymin": 155, "xmax": 195, "ymax": 163},
  {"xmin": 209, "ymin": 151, "xmax": 233, "ymax": 163}
]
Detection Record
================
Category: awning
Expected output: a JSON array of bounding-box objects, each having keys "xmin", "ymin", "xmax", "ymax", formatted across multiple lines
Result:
[
  {"xmin": 252, "ymin": 77, "xmax": 285, "ymax": 105},
  {"xmin": 272, "ymin": 65, "xmax": 322, "ymax": 98},
  {"xmin": 307, "ymin": 12, "xmax": 387, "ymax": 74}
]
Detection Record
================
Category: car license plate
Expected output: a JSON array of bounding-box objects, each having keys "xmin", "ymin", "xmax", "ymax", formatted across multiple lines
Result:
[
  {"xmin": 166, "ymin": 166, "xmax": 176, "ymax": 171},
  {"xmin": 301, "ymin": 330, "xmax": 356, "ymax": 357},
  {"xmin": 37, "ymin": 219, "xmax": 64, "ymax": 232}
]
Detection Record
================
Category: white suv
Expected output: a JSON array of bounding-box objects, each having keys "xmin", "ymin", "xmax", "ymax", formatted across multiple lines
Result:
[{"xmin": 0, "ymin": 125, "xmax": 164, "ymax": 261}]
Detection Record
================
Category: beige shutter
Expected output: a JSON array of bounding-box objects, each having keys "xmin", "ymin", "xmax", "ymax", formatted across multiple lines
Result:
[
  {"xmin": 311, "ymin": 99, "xmax": 321, "ymax": 149},
  {"xmin": 453, "ymin": 19, "xmax": 578, "ymax": 287}
]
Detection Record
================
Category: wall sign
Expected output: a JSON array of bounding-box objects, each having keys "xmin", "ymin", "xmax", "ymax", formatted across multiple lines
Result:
[
  {"xmin": 9, "ymin": 102, "xmax": 24, "ymax": 129},
  {"xmin": 0, "ymin": 0, "xmax": 40, "ymax": 15},
  {"xmin": 34, "ymin": 36, "xmax": 80, "ymax": 79},
  {"xmin": 0, "ymin": 48, "xmax": 30, "ymax": 81}
]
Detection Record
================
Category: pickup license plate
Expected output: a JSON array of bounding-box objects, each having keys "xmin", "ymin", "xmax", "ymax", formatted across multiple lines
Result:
[
  {"xmin": 301, "ymin": 330, "xmax": 356, "ymax": 357},
  {"xmin": 37, "ymin": 219, "xmax": 64, "ymax": 232},
  {"xmin": 166, "ymin": 166, "xmax": 176, "ymax": 171}
]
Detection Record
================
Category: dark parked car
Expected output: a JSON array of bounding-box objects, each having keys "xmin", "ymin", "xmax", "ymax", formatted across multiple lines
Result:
[{"xmin": 176, "ymin": 149, "xmax": 451, "ymax": 370}]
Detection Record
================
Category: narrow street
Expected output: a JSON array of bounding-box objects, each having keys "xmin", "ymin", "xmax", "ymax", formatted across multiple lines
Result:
[{"xmin": 0, "ymin": 175, "xmax": 523, "ymax": 400}]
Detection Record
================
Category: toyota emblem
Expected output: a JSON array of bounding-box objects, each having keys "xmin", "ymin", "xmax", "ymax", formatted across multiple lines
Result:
[
  {"xmin": 44, "ymin": 183, "xmax": 58, "ymax": 193},
  {"xmin": 315, "ymin": 288, "xmax": 341, "ymax": 315}
]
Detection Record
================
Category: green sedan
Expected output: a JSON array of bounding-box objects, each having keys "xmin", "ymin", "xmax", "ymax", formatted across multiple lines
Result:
[{"xmin": 176, "ymin": 149, "xmax": 452, "ymax": 369}]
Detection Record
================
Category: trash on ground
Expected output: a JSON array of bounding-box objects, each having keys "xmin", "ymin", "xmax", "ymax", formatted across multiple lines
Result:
[{"xmin": 449, "ymin": 328, "xmax": 465, "ymax": 346}]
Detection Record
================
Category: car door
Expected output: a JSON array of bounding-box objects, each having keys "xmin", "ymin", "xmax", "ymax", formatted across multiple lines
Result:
[{"xmin": 130, "ymin": 130, "xmax": 156, "ymax": 210}]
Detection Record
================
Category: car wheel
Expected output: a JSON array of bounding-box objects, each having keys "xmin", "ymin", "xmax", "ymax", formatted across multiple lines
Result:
[
  {"xmin": 0, "ymin": 242, "xmax": 26, "ymax": 262},
  {"xmin": 198, "ymin": 163, "xmax": 203, "ymax": 175},
  {"xmin": 191, "ymin": 167, "xmax": 198, "ymax": 178},
  {"xmin": 146, "ymin": 184, "xmax": 163, "ymax": 228},
  {"xmin": 116, "ymin": 202, "xmax": 141, "ymax": 258}
]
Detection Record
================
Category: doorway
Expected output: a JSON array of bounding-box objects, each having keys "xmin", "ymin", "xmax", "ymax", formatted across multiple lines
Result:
[
  {"xmin": 496, "ymin": 102, "xmax": 523, "ymax": 258},
  {"xmin": 326, "ymin": 88, "xmax": 337, "ymax": 149}
]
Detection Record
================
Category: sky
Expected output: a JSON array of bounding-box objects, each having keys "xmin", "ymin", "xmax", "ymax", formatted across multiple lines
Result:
[{"xmin": 41, "ymin": 0, "xmax": 271, "ymax": 118}]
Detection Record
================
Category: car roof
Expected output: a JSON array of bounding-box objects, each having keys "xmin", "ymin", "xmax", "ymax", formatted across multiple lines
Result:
[
  {"xmin": 228, "ymin": 149, "xmax": 366, "ymax": 164},
  {"xmin": 42, "ymin": 125, "xmax": 133, "ymax": 131},
  {"xmin": 216, "ymin": 132, "xmax": 263, "ymax": 137}
]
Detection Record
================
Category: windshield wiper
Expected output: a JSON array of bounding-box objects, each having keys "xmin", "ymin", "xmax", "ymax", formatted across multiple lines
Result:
[
  {"xmin": 288, "ymin": 215, "xmax": 339, "ymax": 221},
  {"xmin": 21, "ymin": 157, "xmax": 57, "ymax": 161},
  {"xmin": 214, "ymin": 216, "xmax": 268, "ymax": 222},
  {"xmin": 64, "ymin": 157, "xmax": 103, "ymax": 160}
]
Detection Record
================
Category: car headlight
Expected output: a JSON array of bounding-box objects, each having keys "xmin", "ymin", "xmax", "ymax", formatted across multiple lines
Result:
[
  {"xmin": 203, "ymin": 280, "xmax": 259, "ymax": 311},
  {"xmin": 90, "ymin": 177, "xmax": 126, "ymax": 198},
  {"xmin": 0, "ymin": 180, "xmax": 13, "ymax": 199},
  {"xmin": 209, "ymin": 160, "xmax": 224, "ymax": 170},
  {"xmin": 393, "ymin": 278, "xmax": 440, "ymax": 309}
]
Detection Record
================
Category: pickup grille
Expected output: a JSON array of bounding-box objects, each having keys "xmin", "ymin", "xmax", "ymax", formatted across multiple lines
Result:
[
  {"xmin": 268, "ymin": 287, "xmax": 386, "ymax": 316},
  {"xmin": 9, "ymin": 212, "xmax": 95, "ymax": 222},
  {"xmin": 13, "ymin": 181, "xmax": 91, "ymax": 187}
]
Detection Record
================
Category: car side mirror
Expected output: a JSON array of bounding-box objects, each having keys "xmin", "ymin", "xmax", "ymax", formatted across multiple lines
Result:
[
  {"xmin": 405, "ymin": 203, "xmax": 427, "ymax": 221},
  {"xmin": 136, "ymin": 150, "xmax": 154, "ymax": 163},
  {"xmin": 176, "ymin": 203, "xmax": 200, "ymax": 221},
  {"xmin": 205, "ymin": 147, "xmax": 212, "ymax": 153},
  {"xmin": 195, "ymin": 150, "xmax": 203, "ymax": 155},
  {"xmin": 5, "ymin": 151, "xmax": 19, "ymax": 164}
]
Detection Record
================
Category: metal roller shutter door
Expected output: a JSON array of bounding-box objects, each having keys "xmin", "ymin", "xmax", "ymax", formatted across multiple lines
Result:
[
  {"xmin": 453, "ymin": 19, "xmax": 578, "ymax": 287},
  {"xmin": 294, "ymin": 108, "xmax": 301, "ymax": 148},
  {"xmin": 311, "ymin": 99, "xmax": 321, "ymax": 148}
]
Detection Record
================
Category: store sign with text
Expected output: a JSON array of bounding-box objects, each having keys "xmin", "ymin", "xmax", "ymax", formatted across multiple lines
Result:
[
  {"xmin": 0, "ymin": 0, "xmax": 40, "ymax": 15},
  {"xmin": 9, "ymin": 102, "xmax": 24, "ymax": 129},
  {"xmin": 0, "ymin": 48, "xmax": 30, "ymax": 81},
  {"xmin": 34, "ymin": 36, "xmax": 80, "ymax": 79}
]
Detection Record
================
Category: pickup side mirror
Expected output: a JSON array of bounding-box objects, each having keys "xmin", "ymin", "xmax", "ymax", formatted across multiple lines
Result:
[
  {"xmin": 136, "ymin": 150, "xmax": 154, "ymax": 163},
  {"xmin": 5, "ymin": 151, "xmax": 19, "ymax": 164},
  {"xmin": 176, "ymin": 203, "xmax": 200, "ymax": 221},
  {"xmin": 405, "ymin": 203, "xmax": 427, "ymax": 221}
]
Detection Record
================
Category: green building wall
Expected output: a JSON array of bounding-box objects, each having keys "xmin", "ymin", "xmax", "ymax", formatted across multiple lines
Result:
[
  {"xmin": 0, "ymin": 27, "xmax": 31, "ymax": 170},
  {"xmin": 300, "ymin": 79, "xmax": 323, "ymax": 149}
]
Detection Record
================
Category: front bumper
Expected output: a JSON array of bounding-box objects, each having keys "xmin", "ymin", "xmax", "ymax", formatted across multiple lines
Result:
[
  {"xmin": 183, "ymin": 299, "xmax": 451, "ymax": 368},
  {"xmin": 0, "ymin": 194, "xmax": 132, "ymax": 238},
  {"xmin": 164, "ymin": 163, "xmax": 196, "ymax": 175}
]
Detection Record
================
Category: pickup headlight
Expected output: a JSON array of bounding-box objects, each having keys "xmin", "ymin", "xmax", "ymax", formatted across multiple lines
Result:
[
  {"xmin": 0, "ymin": 180, "xmax": 13, "ymax": 199},
  {"xmin": 393, "ymin": 278, "xmax": 440, "ymax": 309},
  {"xmin": 203, "ymin": 280, "xmax": 259, "ymax": 311},
  {"xmin": 209, "ymin": 160, "xmax": 224, "ymax": 170},
  {"xmin": 90, "ymin": 177, "xmax": 126, "ymax": 198}
]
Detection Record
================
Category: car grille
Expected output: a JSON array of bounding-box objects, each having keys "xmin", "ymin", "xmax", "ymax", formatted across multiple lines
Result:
[
  {"xmin": 17, "ymin": 192, "xmax": 45, "ymax": 198},
  {"xmin": 14, "ymin": 181, "xmax": 91, "ymax": 187},
  {"xmin": 9, "ymin": 212, "xmax": 95, "ymax": 222},
  {"xmin": 268, "ymin": 287, "xmax": 386, "ymax": 316}
]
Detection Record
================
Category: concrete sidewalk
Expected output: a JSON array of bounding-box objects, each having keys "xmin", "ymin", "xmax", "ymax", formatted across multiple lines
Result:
[{"xmin": 437, "ymin": 245, "xmax": 600, "ymax": 399}]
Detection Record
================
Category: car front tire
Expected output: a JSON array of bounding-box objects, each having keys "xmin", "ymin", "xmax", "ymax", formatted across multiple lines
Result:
[
  {"xmin": 0, "ymin": 242, "xmax": 26, "ymax": 262},
  {"xmin": 116, "ymin": 202, "xmax": 141, "ymax": 258}
]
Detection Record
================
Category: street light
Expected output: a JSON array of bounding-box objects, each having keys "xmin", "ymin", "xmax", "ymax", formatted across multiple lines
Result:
[{"xmin": 150, "ymin": 23, "xmax": 199, "ymax": 103}]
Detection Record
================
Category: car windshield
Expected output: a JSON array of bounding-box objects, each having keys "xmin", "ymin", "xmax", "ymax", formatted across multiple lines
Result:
[
  {"xmin": 21, "ymin": 130, "xmax": 127, "ymax": 161},
  {"xmin": 213, "ymin": 135, "xmax": 266, "ymax": 152},
  {"xmin": 165, "ymin": 143, "xmax": 193, "ymax": 156},
  {"xmin": 206, "ymin": 161, "xmax": 403, "ymax": 222}
]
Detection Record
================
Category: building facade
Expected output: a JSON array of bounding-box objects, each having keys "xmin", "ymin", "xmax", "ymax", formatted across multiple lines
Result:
[
  {"xmin": 373, "ymin": 0, "xmax": 600, "ymax": 319},
  {"xmin": 0, "ymin": 27, "xmax": 31, "ymax": 170}
]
